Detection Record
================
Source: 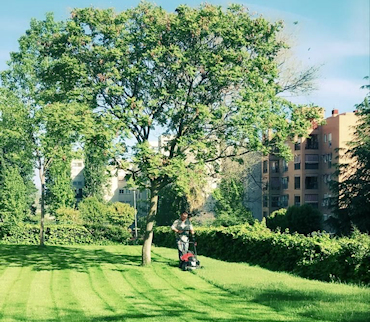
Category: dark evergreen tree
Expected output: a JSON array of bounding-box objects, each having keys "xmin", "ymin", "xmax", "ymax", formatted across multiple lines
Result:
[{"xmin": 330, "ymin": 80, "xmax": 370, "ymax": 234}]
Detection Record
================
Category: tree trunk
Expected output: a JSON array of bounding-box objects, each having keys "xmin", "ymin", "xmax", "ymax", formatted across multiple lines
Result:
[
  {"xmin": 39, "ymin": 168, "xmax": 45, "ymax": 246},
  {"xmin": 141, "ymin": 183, "xmax": 159, "ymax": 266}
]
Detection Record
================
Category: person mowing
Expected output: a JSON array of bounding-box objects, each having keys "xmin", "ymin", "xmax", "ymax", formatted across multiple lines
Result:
[{"xmin": 171, "ymin": 211, "xmax": 195, "ymax": 268}]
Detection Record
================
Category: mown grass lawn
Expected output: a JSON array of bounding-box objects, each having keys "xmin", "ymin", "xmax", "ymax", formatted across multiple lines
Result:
[{"xmin": 0, "ymin": 244, "xmax": 369, "ymax": 322}]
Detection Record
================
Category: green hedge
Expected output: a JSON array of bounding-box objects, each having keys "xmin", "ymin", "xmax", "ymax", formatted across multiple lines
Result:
[
  {"xmin": 154, "ymin": 223, "xmax": 370, "ymax": 285},
  {"xmin": 0, "ymin": 223, "xmax": 132, "ymax": 245}
]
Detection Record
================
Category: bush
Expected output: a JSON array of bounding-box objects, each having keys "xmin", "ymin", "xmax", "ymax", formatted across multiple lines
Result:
[
  {"xmin": 266, "ymin": 205, "xmax": 323, "ymax": 235},
  {"xmin": 154, "ymin": 223, "xmax": 370, "ymax": 285},
  {"xmin": 55, "ymin": 207, "xmax": 83, "ymax": 224},
  {"xmin": 107, "ymin": 202, "xmax": 135, "ymax": 227},
  {"xmin": 78, "ymin": 196, "xmax": 108, "ymax": 224},
  {"xmin": 84, "ymin": 223, "xmax": 132, "ymax": 244},
  {"xmin": 0, "ymin": 223, "xmax": 132, "ymax": 245},
  {"xmin": 266, "ymin": 208, "xmax": 287, "ymax": 231},
  {"xmin": 286, "ymin": 204, "xmax": 323, "ymax": 234}
]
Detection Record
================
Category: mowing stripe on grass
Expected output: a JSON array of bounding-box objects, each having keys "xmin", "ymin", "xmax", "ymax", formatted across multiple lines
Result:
[
  {"xmin": 0, "ymin": 266, "xmax": 36, "ymax": 322},
  {"xmin": 26, "ymin": 269, "xmax": 55, "ymax": 321},
  {"xmin": 151, "ymin": 248, "xmax": 315, "ymax": 322},
  {"xmin": 121, "ymin": 267, "xmax": 180, "ymax": 319},
  {"xmin": 102, "ymin": 263, "xmax": 150, "ymax": 318},
  {"xmin": 70, "ymin": 268, "xmax": 112, "ymax": 320},
  {"xmin": 0, "ymin": 245, "xmax": 368, "ymax": 322},
  {"xmin": 0, "ymin": 266, "xmax": 24, "ymax": 318},
  {"xmin": 51, "ymin": 268, "xmax": 84, "ymax": 321}
]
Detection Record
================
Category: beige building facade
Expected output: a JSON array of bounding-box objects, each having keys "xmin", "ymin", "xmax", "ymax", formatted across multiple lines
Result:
[{"xmin": 262, "ymin": 109, "xmax": 358, "ymax": 220}]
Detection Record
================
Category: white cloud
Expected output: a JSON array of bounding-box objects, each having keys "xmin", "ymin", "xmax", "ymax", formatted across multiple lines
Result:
[
  {"xmin": 316, "ymin": 78, "xmax": 366, "ymax": 99},
  {"xmin": 296, "ymin": 39, "xmax": 369, "ymax": 65},
  {"xmin": 286, "ymin": 77, "xmax": 368, "ymax": 116}
]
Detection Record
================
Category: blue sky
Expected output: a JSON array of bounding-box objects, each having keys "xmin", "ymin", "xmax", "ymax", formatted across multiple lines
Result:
[{"xmin": 0, "ymin": 0, "xmax": 369, "ymax": 117}]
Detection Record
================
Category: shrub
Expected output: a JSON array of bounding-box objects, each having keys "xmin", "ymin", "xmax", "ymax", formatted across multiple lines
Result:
[
  {"xmin": 107, "ymin": 202, "xmax": 135, "ymax": 227},
  {"xmin": 286, "ymin": 204, "xmax": 323, "ymax": 234},
  {"xmin": 78, "ymin": 196, "xmax": 108, "ymax": 224},
  {"xmin": 55, "ymin": 207, "xmax": 83, "ymax": 224},
  {"xmin": 154, "ymin": 223, "xmax": 370, "ymax": 285},
  {"xmin": 266, "ymin": 208, "xmax": 287, "ymax": 231},
  {"xmin": 0, "ymin": 223, "xmax": 132, "ymax": 245}
]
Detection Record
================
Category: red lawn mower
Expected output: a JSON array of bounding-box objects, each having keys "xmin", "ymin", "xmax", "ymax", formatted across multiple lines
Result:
[{"xmin": 180, "ymin": 241, "xmax": 200, "ymax": 271}]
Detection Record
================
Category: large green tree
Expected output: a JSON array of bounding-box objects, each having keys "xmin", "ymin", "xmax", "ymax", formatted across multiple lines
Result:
[
  {"xmin": 0, "ymin": 89, "xmax": 36, "ymax": 222},
  {"xmin": 6, "ymin": 3, "xmax": 322, "ymax": 264},
  {"xmin": 330, "ymin": 80, "xmax": 370, "ymax": 234},
  {"xmin": 1, "ymin": 14, "xmax": 93, "ymax": 244}
]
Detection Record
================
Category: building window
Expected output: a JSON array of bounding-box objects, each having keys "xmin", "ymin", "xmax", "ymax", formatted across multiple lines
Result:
[
  {"xmin": 305, "ymin": 176, "xmax": 318, "ymax": 189},
  {"xmin": 280, "ymin": 195, "xmax": 289, "ymax": 208},
  {"xmin": 324, "ymin": 134, "xmax": 327, "ymax": 143},
  {"xmin": 294, "ymin": 154, "xmax": 301, "ymax": 170},
  {"xmin": 283, "ymin": 160, "xmax": 288, "ymax": 172},
  {"xmin": 270, "ymin": 177, "xmax": 280, "ymax": 190},
  {"xmin": 119, "ymin": 189, "xmax": 124, "ymax": 194},
  {"xmin": 294, "ymin": 176, "xmax": 300, "ymax": 189},
  {"xmin": 263, "ymin": 160, "xmax": 268, "ymax": 173},
  {"xmin": 305, "ymin": 154, "xmax": 319, "ymax": 169},
  {"xmin": 323, "ymin": 154, "xmax": 327, "ymax": 163},
  {"xmin": 271, "ymin": 196, "xmax": 279, "ymax": 208},
  {"xmin": 328, "ymin": 133, "xmax": 332, "ymax": 147},
  {"xmin": 305, "ymin": 134, "xmax": 319, "ymax": 150},
  {"xmin": 328, "ymin": 153, "xmax": 332, "ymax": 168},
  {"xmin": 270, "ymin": 160, "xmax": 279, "ymax": 173},
  {"xmin": 305, "ymin": 194, "xmax": 319, "ymax": 208},
  {"xmin": 294, "ymin": 195, "xmax": 301, "ymax": 206},
  {"xmin": 263, "ymin": 195, "xmax": 268, "ymax": 207},
  {"xmin": 282, "ymin": 177, "xmax": 289, "ymax": 189},
  {"xmin": 294, "ymin": 138, "xmax": 301, "ymax": 151}
]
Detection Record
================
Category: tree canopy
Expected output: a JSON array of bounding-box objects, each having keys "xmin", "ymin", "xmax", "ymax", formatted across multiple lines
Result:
[{"xmin": 2, "ymin": 2, "xmax": 323, "ymax": 264}]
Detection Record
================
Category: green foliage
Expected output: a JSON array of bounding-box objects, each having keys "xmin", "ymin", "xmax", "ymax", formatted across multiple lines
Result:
[
  {"xmin": 213, "ymin": 177, "xmax": 254, "ymax": 226},
  {"xmin": 0, "ymin": 89, "xmax": 36, "ymax": 215},
  {"xmin": 55, "ymin": 207, "xmax": 82, "ymax": 225},
  {"xmin": 107, "ymin": 202, "xmax": 135, "ymax": 227},
  {"xmin": 45, "ymin": 156, "xmax": 75, "ymax": 216},
  {"xmin": 156, "ymin": 184, "xmax": 189, "ymax": 226},
  {"xmin": 0, "ymin": 223, "xmax": 132, "ymax": 245},
  {"xmin": 33, "ymin": 2, "xmax": 322, "ymax": 191},
  {"xmin": 331, "ymin": 81, "xmax": 370, "ymax": 234},
  {"xmin": 0, "ymin": 89, "xmax": 35, "ymax": 179},
  {"xmin": 267, "ymin": 205, "xmax": 323, "ymax": 235},
  {"xmin": 285, "ymin": 204, "xmax": 323, "ymax": 234},
  {"xmin": 78, "ymin": 196, "xmax": 108, "ymax": 225},
  {"xmin": 0, "ymin": 167, "xmax": 30, "ymax": 224},
  {"xmin": 154, "ymin": 223, "xmax": 370, "ymax": 285},
  {"xmin": 266, "ymin": 208, "xmax": 287, "ymax": 231},
  {"xmin": 3, "ymin": 3, "xmax": 325, "ymax": 262},
  {"xmin": 82, "ymin": 120, "xmax": 117, "ymax": 200}
]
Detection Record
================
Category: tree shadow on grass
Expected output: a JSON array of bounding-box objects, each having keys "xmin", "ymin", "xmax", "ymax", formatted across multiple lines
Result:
[{"xmin": 0, "ymin": 245, "xmax": 141, "ymax": 272}]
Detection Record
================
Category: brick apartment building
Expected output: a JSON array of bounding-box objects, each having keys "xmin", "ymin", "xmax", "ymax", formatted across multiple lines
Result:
[{"xmin": 261, "ymin": 109, "xmax": 358, "ymax": 220}]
